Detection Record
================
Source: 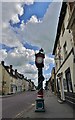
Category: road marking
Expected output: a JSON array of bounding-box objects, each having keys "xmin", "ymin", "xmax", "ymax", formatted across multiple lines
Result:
[
  {"xmin": 15, "ymin": 103, "xmax": 35, "ymax": 118},
  {"xmin": 32, "ymin": 103, "xmax": 35, "ymax": 106},
  {"xmin": 15, "ymin": 111, "xmax": 24, "ymax": 118}
]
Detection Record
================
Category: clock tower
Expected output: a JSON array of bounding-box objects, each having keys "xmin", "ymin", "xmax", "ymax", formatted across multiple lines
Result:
[{"xmin": 35, "ymin": 48, "xmax": 45, "ymax": 112}]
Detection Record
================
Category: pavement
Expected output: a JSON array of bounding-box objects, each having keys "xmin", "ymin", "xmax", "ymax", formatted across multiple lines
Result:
[
  {"xmin": 20, "ymin": 91, "xmax": 74, "ymax": 119},
  {"xmin": 0, "ymin": 92, "xmax": 25, "ymax": 98}
]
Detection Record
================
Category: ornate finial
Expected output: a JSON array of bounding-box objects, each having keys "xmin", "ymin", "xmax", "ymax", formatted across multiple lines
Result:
[{"xmin": 39, "ymin": 48, "xmax": 44, "ymax": 53}]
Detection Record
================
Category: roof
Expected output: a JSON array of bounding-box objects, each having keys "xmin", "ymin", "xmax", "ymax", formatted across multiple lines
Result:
[
  {"xmin": 1, "ymin": 61, "xmax": 24, "ymax": 79},
  {"xmin": 53, "ymin": 2, "xmax": 67, "ymax": 55}
]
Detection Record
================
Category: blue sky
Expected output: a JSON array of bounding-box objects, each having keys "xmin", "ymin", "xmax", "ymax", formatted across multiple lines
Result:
[
  {"xmin": 1, "ymin": 1, "xmax": 62, "ymax": 85},
  {"xmin": 10, "ymin": 2, "xmax": 50, "ymax": 27},
  {"xmin": 21, "ymin": 2, "xmax": 50, "ymax": 23},
  {"xmin": 24, "ymin": 42, "xmax": 39, "ymax": 51},
  {"xmin": 0, "ymin": 44, "xmax": 16, "ymax": 52}
]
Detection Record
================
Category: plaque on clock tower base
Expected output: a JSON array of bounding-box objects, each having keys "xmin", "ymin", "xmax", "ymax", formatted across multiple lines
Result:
[{"xmin": 35, "ymin": 98, "xmax": 45, "ymax": 112}]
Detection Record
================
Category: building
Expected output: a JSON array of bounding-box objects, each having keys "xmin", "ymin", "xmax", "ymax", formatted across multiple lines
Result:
[
  {"xmin": 0, "ymin": 61, "xmax": 12, "ymax": 95},
  {"xmin": 53, "ymin": 2, "xmax": 75, "ymax": 104},
  {"xmin": 67, "ymin": 2, "xmax": 75, "ymax": 51},
  {"xmin": 14, "ymin": 69, "xmax": 24, "ymax": 93},
  {"xmin": 27, "ymin": 79, "xmax": 35, "ymax": 91},
  {"xmin": 30, "ymin": 81, "xmax": 35, "ymax": 91},
  {"xmin": 0, "ymin": 61, "xmax": 35, "ymax": 95},
  {"xmin": 9, "ymin": 66, "xmax": 17, "ymax": 94},
  {"xmin": 0, "ymin": 63, "xmax": 2, "ymax": 95},
  {"xmin": 45, "ymin": 67, "xmax": 56, "ymax": 94},
  {"xmin": 46, "ymin": 77, "xmax": 51, "ymax": 91},
  {"xmin": 50, "ymin": 67, "xmax": 56, "ymax": 94},
  {"xmin": 22, "ymin": 78, "xmax": 26, "ymax": 92}
]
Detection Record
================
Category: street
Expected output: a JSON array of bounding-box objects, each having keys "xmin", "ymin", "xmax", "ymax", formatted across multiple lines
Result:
[
  {"xmin": 2, "ymin": 91, "xmax": 37, "ymax": 118},
  {"xmin": 1, "ymin": 1, "xmax": 75, "ymax": 120},
  {"xmin": 1, "ymin": 90, "xmax": 74, "ymax": 119}
]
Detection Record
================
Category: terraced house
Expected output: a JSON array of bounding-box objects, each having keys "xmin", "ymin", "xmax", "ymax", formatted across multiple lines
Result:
[
  {"xmin": 53, "ymin": 2, "xmax": 75, "ymax": 105},
  {"xmin": 0, "ymin": 61, "xmax": 35, "ymax": 95}
]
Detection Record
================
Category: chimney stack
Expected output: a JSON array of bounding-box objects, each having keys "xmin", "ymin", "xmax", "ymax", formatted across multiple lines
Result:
[
  {"xmin": 1, "ymin": 61, "xmax": 4, "ymax": 66},
  {"xmin": 10, "ymin": 65, "xmax": 12, "ymax": 69},
  {"xmin": 10, "ymin": 65, "xmax": 13, "ymax": 75},
  {"xmin": 15, "ymin": 69, "xmax": 17, "ymax": 75}
]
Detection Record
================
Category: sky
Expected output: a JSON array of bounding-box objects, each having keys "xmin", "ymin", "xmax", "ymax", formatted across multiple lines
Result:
[{"xmin": 0, "ymin": 0, "xmax": 62, "ymax": 86}]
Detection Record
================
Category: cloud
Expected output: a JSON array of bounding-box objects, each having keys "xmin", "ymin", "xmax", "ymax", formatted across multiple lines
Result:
[
  {"xmin": 0, "ymin": 3, "xmax": 2, "ymax": 46},
  {"xmin": 5, "ymin": 45, "xmax": 35, "ymax": 66},
  {"xmin": 2, "ymin": 3, "xmax": 24, "ymax": 24},
  {"xmin": 20, "ymin": 15, "xmax": 41, "ymax": 30},
  {"xmin": 1, "ymin": 0, "xmax": 63, "ymax": 2},
  {"xmin": 10, "ymin": 3, "xmax": 24, "ymax": 24},
  {"xmin": 2, "ymin": 25, "xmax": 22, "ymax": 47},
  {"xmin": 0, "ymin": 49, "xmax": 7, "ymax": 61},
  {"xmin": 44, "ymin": 54, "xmax": 54, "ymax": 71},
  {"xmin": 45, "ymin": 55, "xmax": 54, "ymax": 65},
  {"xmin": 15, "ymin": 2, "xmax": 62, "ymax": 53},
  {"xmin": 2, "ymin": 2, "xmax": 25, "ymax": 48},
  {"xmin": 20, "ymin": 20, "xmax": 26, "ymax": 30},
  {"xmin": 13, "ymin": 62, "xmax": 38, "ymax": 85},
  {"xmin": 16, "ymin": 3, "xmax": 24, "ymax": 16},
  {"xmin": 11, "ymin": 14, "xmax": 20, "ymax": 24},
  {"xmin": 23, "ymin": 0, "xmax": 34, "ymax": 5},
  {"xmin": 23, "ymin": 64, "xmax": 37, "ymax": 74},
  {"xmin": 28, "ymin": 15, "xmax": 41, "ymax": 23},
  {"xmin": 2, "ymin": 0, "xmax": 35, "ymax": 4},
  {"xmin": 2, "ymin": 2, "xmax": 62, "ymax": 53},
  {"xmin": 1, "ymin": 2, "xmax": 58, "ymax": 86}
]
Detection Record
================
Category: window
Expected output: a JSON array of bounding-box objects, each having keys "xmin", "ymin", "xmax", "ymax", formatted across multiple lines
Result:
[
  {"xmin": 63, "ymin": 42, "xmax": 67, "ymax": 59},
  {"xmin": 69, "ymin": 2, "xmax": 74, "ymax": 12},
  {"xmin": 65, "ymin": 67, "xmax": 73, "ymax": 93},
  {"xmin": 63, "ymin": 78, "xmax": 67, "ymax": 91}
]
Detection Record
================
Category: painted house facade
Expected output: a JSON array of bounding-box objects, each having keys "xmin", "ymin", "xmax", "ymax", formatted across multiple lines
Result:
[
  {"xmin": 53, "ymin": 2, "xmax": 75, "ymax": 104},
  {"xmin": 0, "ymin": 63, "xmax": 2, "ymax": 95},
  {"xmin": 0, "ymin": 61, "xmax": 12, "ymax": 95},
  {"xmin": 0, "ymin": 61, "xmax": 35, "ymax": 95}
]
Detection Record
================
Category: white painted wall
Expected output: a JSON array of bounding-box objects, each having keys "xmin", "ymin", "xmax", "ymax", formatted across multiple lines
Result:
[
  {"xmin": 56, "ymin": 53, "xmax": 74, "ymax": 91},
  {"xmin": 55, "ymin": 5, "xmax": 75, "ymax": 93},
  {"xmin": 16, "ymin": 78, "xmax": 22, "ymax": 92},
  {"xmin": 25, "ymin": 81, "xmax": 29, "ymax": 91}
]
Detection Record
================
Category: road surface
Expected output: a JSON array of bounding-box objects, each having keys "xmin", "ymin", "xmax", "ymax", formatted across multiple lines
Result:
[{"xmin": 2, "ymin": 91, "xmax": 37, "ymax": 118}]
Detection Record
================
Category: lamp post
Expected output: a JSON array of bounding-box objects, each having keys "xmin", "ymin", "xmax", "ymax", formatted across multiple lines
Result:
[{"xmin": 35, "ymin": 48, "xmax": 45, "ymax": 112}]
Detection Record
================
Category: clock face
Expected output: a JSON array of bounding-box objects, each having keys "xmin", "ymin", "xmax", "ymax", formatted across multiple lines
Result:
[{"xmin": 36, "ymin": 57, "xmax": 43, "ymax": 63}]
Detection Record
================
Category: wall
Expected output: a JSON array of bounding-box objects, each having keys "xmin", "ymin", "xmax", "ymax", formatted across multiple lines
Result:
[
  {"xmin": 0, "ymin": 64, "xmax": 2, "ymax": 95},
  {"xmin": 2, "ymin": 66, "xmax": 11, "ymax": 95},
  {"xmin": 25, "ymin": 81, "xmax": 29, "ymax": 91},
  {"xmin": 55, "ymin": 5, "xmax": 75, "ymax": 93}
]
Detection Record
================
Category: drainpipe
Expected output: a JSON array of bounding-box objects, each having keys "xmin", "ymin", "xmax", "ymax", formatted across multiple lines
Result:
[{"xmin": 2, "ymin": 61, "xmax": 5, "ymax": 95}]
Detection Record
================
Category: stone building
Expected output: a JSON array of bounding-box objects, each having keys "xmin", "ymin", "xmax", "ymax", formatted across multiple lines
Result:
[
  {"xmin": 0, "ymin": 61, "xmax": 28, "ymax": 95},
  {"xmin": 53, "ymin": 2, "xmax": 75, "ymax": 104}
]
